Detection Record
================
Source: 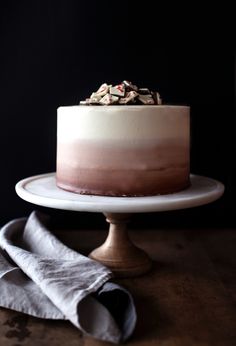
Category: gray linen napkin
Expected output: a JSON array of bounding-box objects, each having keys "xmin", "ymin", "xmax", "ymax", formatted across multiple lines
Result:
[{"xmin": 0, "ymin": 211, "xmax": 136, "ymax": 343}]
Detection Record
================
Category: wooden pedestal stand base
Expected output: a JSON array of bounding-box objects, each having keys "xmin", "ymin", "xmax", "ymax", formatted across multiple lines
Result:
[{"xmin": 89, "ymin": 213, "xmax": 152, "ymax": 278}]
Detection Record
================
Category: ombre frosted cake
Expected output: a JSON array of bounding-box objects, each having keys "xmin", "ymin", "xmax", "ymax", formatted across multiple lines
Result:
[{"xmin": 56, "ymin": 82, "xmax": 190, "ymax": 196}]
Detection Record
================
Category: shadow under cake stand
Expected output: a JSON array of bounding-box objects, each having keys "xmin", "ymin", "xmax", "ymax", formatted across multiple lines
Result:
[{"xmin": 15, "ymin": 173, "xmax": 224, "ymax": 278}]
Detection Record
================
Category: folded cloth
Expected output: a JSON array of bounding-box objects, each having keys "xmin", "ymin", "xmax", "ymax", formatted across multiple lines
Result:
[{"xmin": 0, "ymin": 211, "xmax": 136, "ymax": 343}]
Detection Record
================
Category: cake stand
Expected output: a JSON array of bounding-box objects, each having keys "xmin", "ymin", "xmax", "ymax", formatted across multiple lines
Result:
[{"xmin": 15, "ymin": 173, "xmax": 224, "ymax": 277}]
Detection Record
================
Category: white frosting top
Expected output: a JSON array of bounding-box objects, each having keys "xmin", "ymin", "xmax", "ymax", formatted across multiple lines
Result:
[{"xmin": 57, "ymin": 105, "xmax": 190, "ymax": 142}]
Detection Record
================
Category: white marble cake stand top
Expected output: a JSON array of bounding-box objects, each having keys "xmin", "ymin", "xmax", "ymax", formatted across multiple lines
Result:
[{"xmin": 15, "ymin": 173, "xmax": 224, "ymax": 213}]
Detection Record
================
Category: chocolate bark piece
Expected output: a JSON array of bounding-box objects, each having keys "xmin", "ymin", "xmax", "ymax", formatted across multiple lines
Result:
[
  {"xmin": 152, "ymin": 91, "xmax": 162, "ymax": 105},
  {"xmin": 138, "ymin": 94, "xmax": 155, "ymax": 105},
  {"xmin": 119, "ymin": 91, "xmax": 138, "ymax": 104},
  {"xmin": 99, "ymin": 94, "xmax": 119, "ymax": 105},
  {"xmin": 79, "ymin": 99, "xmax": 90, "ymax": 105},
  {"xmin": 110, "ymin": 84, "xmax": 125, "ymax": 97},
  {"xmin": 138, "ymin": 88, "xmax": 150, "ymax": 95},
  {"xmin": 122, "ymin": 80, "xmax": 138, "ymax": 92},
  {"xmin": 88, "ymin": 95, "xmax": 101, "ymax": 104},
  {"xmin": 90, "ymin": 92, "xmax": 102, "ymax": 101},
  {"xmin": 95, "ymin": 83, "xmax": 110, "ymax": 97}
]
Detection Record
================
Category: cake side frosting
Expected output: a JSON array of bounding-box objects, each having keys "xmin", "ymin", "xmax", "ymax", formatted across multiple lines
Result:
[
  {"xmin": 57, "ymin": 105, "xmax": 189, "ymax": 140},
  {"xmin": 56, "ymin": 105, "xmax": 190, "ymax": 196}
]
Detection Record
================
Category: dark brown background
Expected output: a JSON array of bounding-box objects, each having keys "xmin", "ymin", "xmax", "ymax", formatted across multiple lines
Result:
[{"xmin": 0, "ymin": 1, "xmax": 234, "ymax": 229}]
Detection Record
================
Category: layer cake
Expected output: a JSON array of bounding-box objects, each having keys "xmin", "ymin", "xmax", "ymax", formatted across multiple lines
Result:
[{"xmin": 56, "ymin": 104, "xmax": 190, "ymax": 196}]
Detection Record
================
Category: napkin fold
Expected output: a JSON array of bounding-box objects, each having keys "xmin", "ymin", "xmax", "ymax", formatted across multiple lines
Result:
[{"xmin": 0, "ymin": 211, "xmax": 136, "ymax": 343}]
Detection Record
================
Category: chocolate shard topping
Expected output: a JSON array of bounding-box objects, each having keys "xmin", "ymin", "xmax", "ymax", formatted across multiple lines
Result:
[{"xmin": 80, "ymin": 80, "xmax": 162, "ymax": 105}]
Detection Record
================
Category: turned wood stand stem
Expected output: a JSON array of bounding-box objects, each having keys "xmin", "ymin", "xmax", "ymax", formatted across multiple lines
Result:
[{"xmin": 89, "ymin": 213, "xmax": 152, "ymax": 277}]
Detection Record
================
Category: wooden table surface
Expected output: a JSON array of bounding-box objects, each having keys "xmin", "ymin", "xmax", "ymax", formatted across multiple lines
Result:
[{"xmin": 0, "ymin": 226, "xmax": 236, "ymax": 346}]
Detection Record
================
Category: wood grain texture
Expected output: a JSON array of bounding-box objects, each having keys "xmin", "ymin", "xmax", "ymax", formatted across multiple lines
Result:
[
  {"xmin": 89, "ymin": 213, "xmax": 152, "ymax": 277},
  {"xmin": 0, "ymin": 227, "xmax": 236, "ymax": 346}
]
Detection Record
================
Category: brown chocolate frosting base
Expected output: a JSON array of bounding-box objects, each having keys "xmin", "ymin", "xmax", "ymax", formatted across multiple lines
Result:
[{"xmin": 56, "ymin": 176, "xmax": 190, "ymax": 197}]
